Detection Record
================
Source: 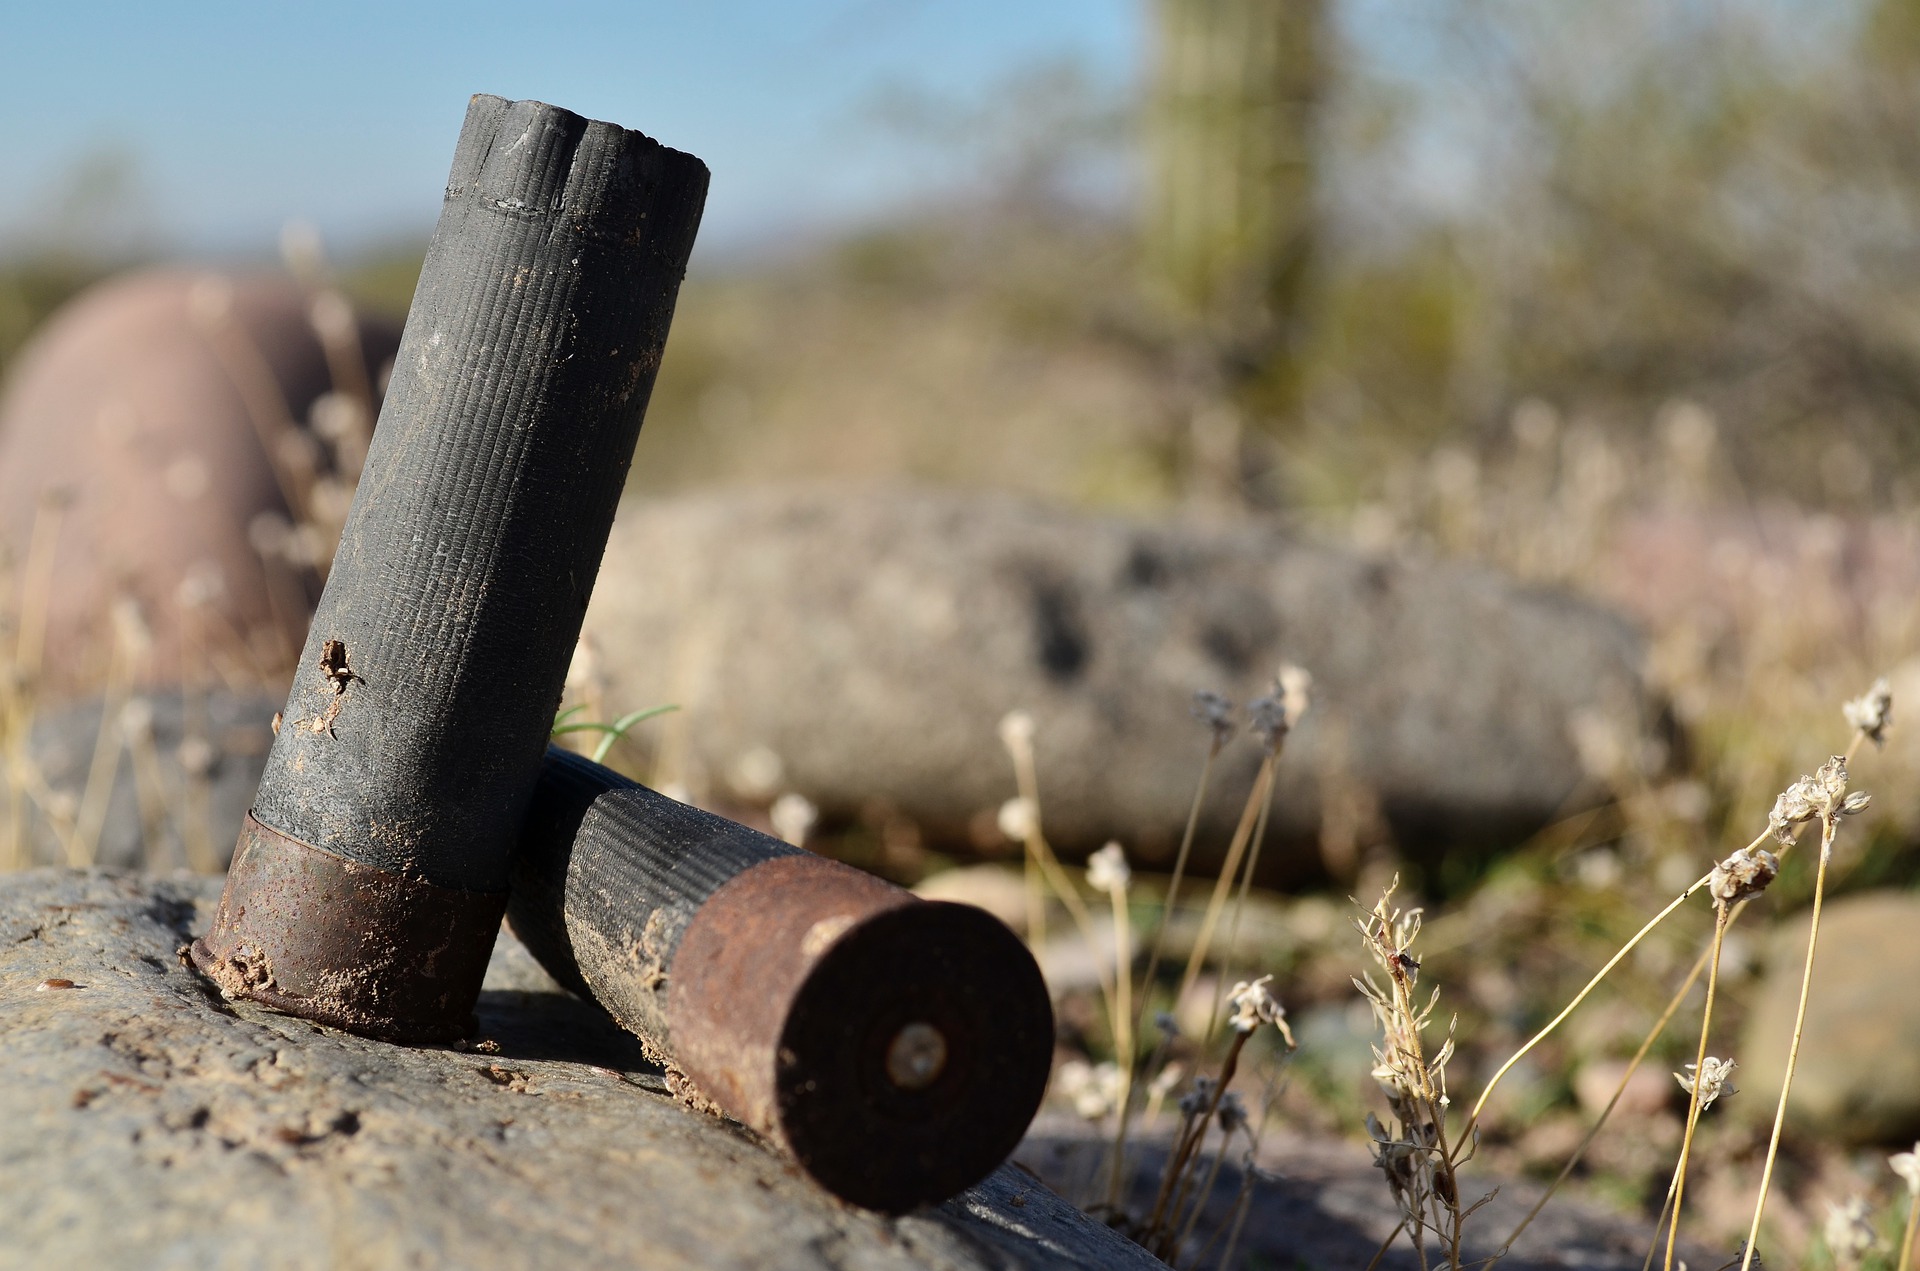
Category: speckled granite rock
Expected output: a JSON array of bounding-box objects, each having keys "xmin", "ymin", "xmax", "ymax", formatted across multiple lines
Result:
[
  {"xmin": 581, "ymin": 486, "xmax": 1666, "ymax": 878},
  {"xmin": 0, "ymin": 869, "xmax": 1155, "ymax": 1271}
]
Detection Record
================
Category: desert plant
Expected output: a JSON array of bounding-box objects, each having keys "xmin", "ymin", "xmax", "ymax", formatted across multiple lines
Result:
[{"xmin": 1335, "ymin": 677, "xmax": 1898, "ymax": 1270}]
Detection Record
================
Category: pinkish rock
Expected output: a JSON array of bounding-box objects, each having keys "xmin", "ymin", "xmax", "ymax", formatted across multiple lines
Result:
[{"xmin": 0, "ymin": 269, "xmax": 399, "ymax": 692}]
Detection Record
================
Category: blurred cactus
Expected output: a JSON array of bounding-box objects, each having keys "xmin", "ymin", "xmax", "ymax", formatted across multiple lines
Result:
[{"xmin": 1145, "ymin": 0, "xmax": 1326, "ymax": 435}]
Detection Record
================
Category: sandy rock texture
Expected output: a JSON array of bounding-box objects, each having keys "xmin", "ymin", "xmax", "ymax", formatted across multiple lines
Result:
[
  {"xmin": 1741, "ymin": 888, "xmax": 1920, "ymax": 1145},
  {"xmin": 0, "ymin": 869, "xmax": 1156, "ymax": 1271},
  {"xmin": 582, "ymin": 487, "xmax": 1666, "ymax": 878}
]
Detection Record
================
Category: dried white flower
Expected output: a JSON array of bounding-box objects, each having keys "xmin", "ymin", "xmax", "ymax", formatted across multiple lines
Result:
[
  {"xmin": 729, "ymin": 746, "xmax": 784, "ymax": 800},
  {"xmin": 1768, "ymin": 756, "xmax": 1852, "ymax": 844},
  {"xmin": 1216, "ymin": 1090, "xmax": 1249, "ymax": 1134},
  {"xmin": 1227, "ymin": 975, "xmax": 1295, "ymax": 1045},
  {"xmin": 997, "ymin": 796, "xmax": 1039, "ymax": 842},
  {"xmin": 1767, "ymin": 789, "xmax": 1813, "ymax": 844},
  {"xmin": 1147, "ymin": 1061, "xmax": 1185, "ymax": 1100},
  {"xmin": 769, "ymin": 792, "xmax": 817, "ymax": 847},
  {"xmin": 1086, "ymin": 841, "xmax": 1131, "ymax": 894},
  {"xmin": 997, "ymin": 710, "xmax": 1036, "ymax": 753},
  {"xmin": 1707, "ymin": 846, "xmax": 1780, "ymax": 907},
  {"xmin": 1191, "ymin": 691, "xmax": 1235, "ymax": 747},
  {"xmin": 1054, "ymin": 1059, "xmax": 1121, "ymax": 1121},
  {"xmin": 1843, "ymin": 677, "xmax": 1893, "ymax": 748},
  {"xmin": 1278, "ymin": 663, "xmax": 1313, "ymax": 725},
  {"xmin": 1675, "ymin": 1056, "xmax": 1737, "ymax": 1110},
  {"xmin": 1822, "ymin": 1195, "xmax": 1877, "ymax": 1265},
  {"xmin": 1891, "ymin": 1142, "xmax": 1920, "ymax": 1197},
  {"xmin": 1814, "ymin": 755, "xmax": 1850, "ymax": 804}
]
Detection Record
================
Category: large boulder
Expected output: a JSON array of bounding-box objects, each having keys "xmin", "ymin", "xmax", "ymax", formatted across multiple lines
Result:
[
  {"xmin": 0, "ymin": 868, "xmax": 1154, "ymax": 1270},
  {"xmin": 0, "ymin": 269, "xmax": 399, "ymax": 691},
  {"xmin": 581, "ymin": 487, "xmax": 1666, "ymax": 879},
  {"xmin": 1740, "ymin": 889, "xmax": 1920, "ymax": 1145}
]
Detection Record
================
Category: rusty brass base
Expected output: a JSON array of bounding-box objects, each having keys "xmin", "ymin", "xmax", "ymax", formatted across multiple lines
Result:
[
  {"xmin": 670, "ymin": 854, "xmax": 1054, "ymax": 1213},
  {"xmin": 191, "ymin": 814, "xmax": 507, "ymax": 1044}
]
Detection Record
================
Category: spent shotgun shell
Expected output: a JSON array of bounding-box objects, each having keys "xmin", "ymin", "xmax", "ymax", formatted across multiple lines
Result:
[
  {"xmin": 507, "ymin": 747, "xmax": 1055, "ymax": 1213},
  {"xmin": 192, "ymin": 95, "xmax": 708, "ymax": 1042}
]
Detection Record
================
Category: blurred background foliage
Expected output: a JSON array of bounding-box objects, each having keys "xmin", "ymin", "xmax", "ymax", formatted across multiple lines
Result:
[{"xmin": 9, "ymin": 0, "xmax": 1920, "ymax": 519}]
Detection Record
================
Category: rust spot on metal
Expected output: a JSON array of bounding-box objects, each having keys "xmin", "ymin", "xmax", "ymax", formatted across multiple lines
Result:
[
  {"xmin": 189, "ymin": 813, "xmax": 506, "ymax": 1044},
  {"xmin": 668, "ymin": 854, "xmax": 1053, "ymax": 1213},
  {"xmin": 668, "ymin": 855, "xmax": 905, "ymax": 1136}
]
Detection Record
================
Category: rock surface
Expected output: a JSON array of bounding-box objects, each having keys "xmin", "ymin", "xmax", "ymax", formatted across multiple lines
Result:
[
  {"xmin": 0, "ymin": 869, "xmax": 1156, "ymax": 1271},
  {"xmin": 582, "ymin": 486, "xmax": 1666, "ymax": 878},
  {"xmin": 18, "ymin": 689, "xmax": 279, "ymax": 874},
  {"xmin": 0, "ymin": 269, "xmax": 399, "ymax": 690},
  {"xmin": 1740, "ymin": 888, "xmax": 1920, "ymax": 1145},
  {"xmin": 1019, "ymin": 1117, "xmax": 1716, "ymax": 1271}
]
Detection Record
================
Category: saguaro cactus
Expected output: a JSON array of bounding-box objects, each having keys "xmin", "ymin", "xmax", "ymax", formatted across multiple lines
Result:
[{"xmin": 1145, "ymin": 0, "xmax": 1326, "ymax": 419}]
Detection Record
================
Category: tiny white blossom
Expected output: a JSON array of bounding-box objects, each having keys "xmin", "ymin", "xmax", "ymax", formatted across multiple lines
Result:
[
  {"xmin": 1822, "ymin": 1195, "xmax": 1877, "ymax": 1265},
  {"xmin": 1227, "ymin": 975, "xmax": 1295, "ymax": 1046},
  {"xmin": 769, "ymin": 792, "xmax": 817, "ymax": 847},
  {"xmin": 1890, "ymin": 1142, "xmax": 1920, "ymax": 1197},
  {"xmin": 1086, "ymin": 841, "xmax": 1131, "ymax": 894},
  {"xmin": 997, "ymin": 709, "xmax": 1036, "ymax": 753},
  {"xmin": 1278, "ymin": 663, "xmax": 1313, "ymax": 725},
  {"xmin": 997, "ymin": 796, "xmax": 1039, "ymax": 842},
  {"xmin": 1843, "ymin": 677, "xmax": 1893, "ymax": 748},
  {"xmin": 1675, "ymin": 1056, "xmax": 1737, "ymax": 1110},
  {"xmin": 1054, "ymin": 1059, "xmax": 1121, "ymax": 1121}
]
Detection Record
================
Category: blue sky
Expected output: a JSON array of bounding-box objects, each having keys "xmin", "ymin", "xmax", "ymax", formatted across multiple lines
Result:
[{"xmin": 0, "ymin": 1, "xmax": 1140, "ymax": 263}]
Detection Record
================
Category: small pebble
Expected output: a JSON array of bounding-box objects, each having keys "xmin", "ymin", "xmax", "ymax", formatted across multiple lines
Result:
[{"xmin": 36, "ymin": 978, "xmax": 77, "ymax": 991}]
